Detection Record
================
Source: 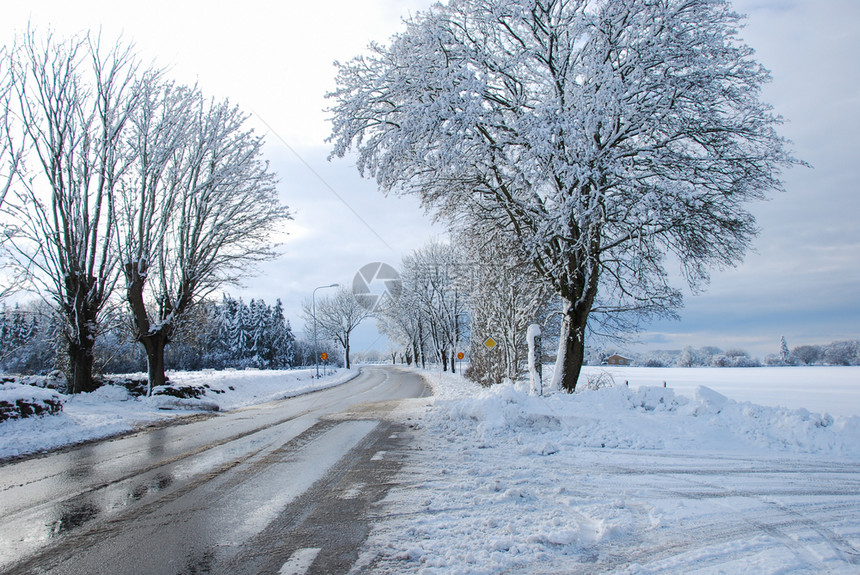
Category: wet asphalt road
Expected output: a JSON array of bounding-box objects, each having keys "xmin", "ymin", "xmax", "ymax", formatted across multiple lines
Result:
[{"xmin": 0, "ymin": 366, "xmax": 428, "ymax": 575}]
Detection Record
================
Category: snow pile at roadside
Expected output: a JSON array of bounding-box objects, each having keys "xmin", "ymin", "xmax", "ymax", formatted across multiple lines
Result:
[
  {"xmin": 0, "ymin": 368, "xmax": 357, "ymax": 460},
  {"xmin": 427, "ymin": 375, "xmax": 860, "ymax": 457}
]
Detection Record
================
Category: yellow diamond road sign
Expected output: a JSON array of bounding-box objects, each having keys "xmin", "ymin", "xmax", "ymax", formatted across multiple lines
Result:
[{"xmin": 483, "ymin": 337, "xmax": 497, "ymax": 350}]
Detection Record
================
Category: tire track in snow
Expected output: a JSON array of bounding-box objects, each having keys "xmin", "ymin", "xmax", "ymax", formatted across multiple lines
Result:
[{"xmin": 579, "ymin": 456, "xmax": 860, "ymax": 574}]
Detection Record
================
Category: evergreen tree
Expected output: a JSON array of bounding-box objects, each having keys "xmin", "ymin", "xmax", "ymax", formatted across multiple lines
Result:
[
  {"xmin": 269, "ymin": 300, "xmax": 295, "ymax": 368},
  {"xmin": 780, "ymin": 336, "xmax": 791, "ymax": 364}
]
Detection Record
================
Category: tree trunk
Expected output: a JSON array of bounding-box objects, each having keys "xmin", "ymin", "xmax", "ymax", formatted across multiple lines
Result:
[
  {"xmin": 140, "ymin": 329, "xmax": 169, "ymax": 394},
  {"xmin": 66, "ymin": 337, "xmax": 96, "ymax": 394},
  {"xmin": 124, "ymin": 261, "xmax": 171, "ymax": 394},
  {"xmin": 551, "ymin": 298, "xmax": 590, "ymax": 393},
  {"xmin": 64, "ymin": 291, "xmax": 99, "ymax": 394},
  {"xmin": 344, "ymin": 338, "xmax": 351, "ymax": 369}
]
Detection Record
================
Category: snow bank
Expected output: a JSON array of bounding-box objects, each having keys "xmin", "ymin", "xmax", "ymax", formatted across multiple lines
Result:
[
  {"xmin": 579, "ymin": 365, "xmax": 860, "ymax": 418},
  {"xmin": 427, "ymin": 378, "xmax": 860, "ymax": 457},
  {"xmin": 162, "ymin": 367, "xmax": 359, "ymax": 410}
]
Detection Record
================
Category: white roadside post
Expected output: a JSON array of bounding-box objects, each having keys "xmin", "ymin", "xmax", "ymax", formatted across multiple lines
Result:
[{"xmin": 527, "ymin": 324, "xmax": 543, "ymax": 395}]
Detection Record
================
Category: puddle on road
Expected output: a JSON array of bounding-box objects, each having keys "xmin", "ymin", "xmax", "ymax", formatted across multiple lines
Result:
[
  {"xmin": 126, "ymin": 472, "xmax": 174, "ymax": 503},
  {"xmin": 51, "ymin": 500, "xmax": 99, "ymax": 535},
  {"xmin": 47, "ymin": 471, "xmax": 177, "ymax": 538}
]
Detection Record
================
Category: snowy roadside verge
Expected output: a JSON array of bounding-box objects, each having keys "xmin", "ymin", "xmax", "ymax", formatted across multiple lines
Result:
[
  {"xmin": 413, "ymin": 366, "xmax": 860, "ymax": 458},
  {"xmin": 0, "ymin": 367, "xmax": 358, "ymax": 461},
  {"xmin": 355, "ymin": 367, "xmax": 860, "ymax": 574}
]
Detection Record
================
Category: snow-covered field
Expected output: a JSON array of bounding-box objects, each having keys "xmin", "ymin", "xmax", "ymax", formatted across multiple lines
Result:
[
  {"xmin": 355, "ymin": 366, "xmax": 860, "ymax": 574},
  {"xmin": 580, "ymin": 365, "xmax": 860, "ymax": 418},
  {"xmin": 0, "ymin": 368, "xmax": 356, "ymax": 461}
]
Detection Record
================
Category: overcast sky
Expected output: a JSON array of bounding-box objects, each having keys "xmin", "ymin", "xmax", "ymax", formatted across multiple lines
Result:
[{"xmin": 3, "ymin": 0, "xmax": 858, "ymax": 358}]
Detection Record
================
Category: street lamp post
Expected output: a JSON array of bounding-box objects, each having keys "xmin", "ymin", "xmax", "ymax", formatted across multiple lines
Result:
[{"xmin": 313, "ymin": 283, "xmax": 339, "ymax": 377}]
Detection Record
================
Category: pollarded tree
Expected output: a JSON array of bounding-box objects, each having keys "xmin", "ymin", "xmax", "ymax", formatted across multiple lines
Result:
[
  {"xmin": 2, "ymin": 30, "xmax": 141, "ymax": 392},
  {"xmin": 328, "ymin": 0, "xmax": 800, "ymax": 392},
  {"xmin": 117, "ymin": 77, "xmax": 290, "ymax": 391}
]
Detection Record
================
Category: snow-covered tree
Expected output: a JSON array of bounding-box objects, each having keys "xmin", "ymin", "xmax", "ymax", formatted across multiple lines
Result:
[
  {"xmin": 823, "ymin": 341, "xmax": 860, "ymax": 366},
  {"xmin": 712, "ymin": 348, "xmax": 759, "ymax": 367},
  {"xmin": 328, "ymin": 0, "xmax": 800, "ymax": 391},
  {"xmin": 780, "ymin": 336, "xmax": 790, "ymax": 364},
  {"xmin": 268, "ymin": 300, "xmax": 296, "ymax": 369},
  {"xmin": 399, "ymin": 242, "xmax": 469, "ymax": 373},
  {"xmin": 1, "ymin": 31, "xmax": 140, "ymax": 392},
  {"xmin": 790, "ymin": 344, "xmax": 821, "ymax": 366},
  {"xmin": 116, "ymin": 76, "xmax": 290, "ymax": 391}
]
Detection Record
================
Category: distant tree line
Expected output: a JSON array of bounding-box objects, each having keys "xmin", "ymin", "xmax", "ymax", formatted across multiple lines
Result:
[
  {"xmin": 0, "ymin": 296, "xmax": 296, "ymax": 379},
  {"xmin": 785, "ymin": 341, "xmax": 860, "ymax": 366},
  {"xmin": 595, "ymin": 341, "xmax": 860, "ymax": 368}
]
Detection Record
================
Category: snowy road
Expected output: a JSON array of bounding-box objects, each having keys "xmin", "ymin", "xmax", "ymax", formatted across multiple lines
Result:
[{"xmin": 0, "ymin": 366, "xmax": 428, "ymax": 575}]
